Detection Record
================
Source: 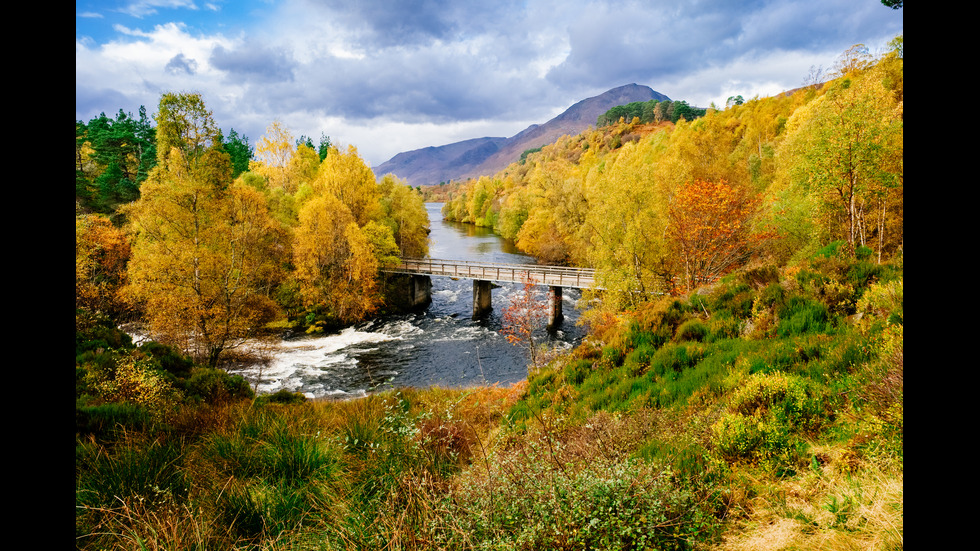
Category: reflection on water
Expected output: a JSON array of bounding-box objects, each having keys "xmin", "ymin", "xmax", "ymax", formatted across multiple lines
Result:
[{"xmin": 227, "ymin": 203, "xmax": 585, "ymax": 399}]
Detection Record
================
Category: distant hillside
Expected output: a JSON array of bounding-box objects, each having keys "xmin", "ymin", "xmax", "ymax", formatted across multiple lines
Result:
[{"xmin": 374, "ymin": 84, "xmax": 669, "ymax": 186}]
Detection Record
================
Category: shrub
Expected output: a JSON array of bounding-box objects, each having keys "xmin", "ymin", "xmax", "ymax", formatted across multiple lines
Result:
[
  {"xmin": 76, "ymin": 438, "xmax": 189, "ymax": 512},
  {"xmin": 675, "ymin": 318, "xmax": 709, "ymax": 342},
  {"xmin": 258, "ymin": 388, "xmax": 308, "ymax": 405},
  {"xmin": 185, "ymin": 368, "xmax": 255, "ymax": 403},
  {"xmin": 649, "ymin": 343, "xmax": 704, "ymax": 378},
  {"xmin": 729, "ymin": 372, "xmax": 824, "ymax": 431},
  {"xmin": 139, "ymin": 341, "xmax": 194, "ymax": 379},
  {"xmin": 88, "ymin": 352, "xmax": 181, "ymax": 415},
  {"xmin": 777, "ymin": 297, "xmax": 832, "ymax": 337},
  {"xmin": 564, "ymin": 359, "xmax": 593, "ymax": 386},
  {"xmin": 76, "ymin": 321, "xmax": 133, "ymax": 355},
  {"xmin": 601, "ymin": 345, "xmax": 625, "ymax": 366},
  {"xmin": 76, "ymin": 401, "xmax": 156, "ymax": 441},
  {"xmin": 712, "ymin": 412, "xmax": 800, "ymax": 471},
  {"xmin": 712, "ymin": 371, "xmax": 826, "ymax": 472},
  {"xmin": 447, "ymin": 455, "xmax": 725, "ymax": 550}
]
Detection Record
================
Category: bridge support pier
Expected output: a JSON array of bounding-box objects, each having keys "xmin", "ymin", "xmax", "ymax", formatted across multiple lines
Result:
[
  {"xmin": 473, "ymin": 280, "xmax": 492, "ymax": 319},
  {"xmin": 408, "ymin": 275, "xmax": 432, "ymax": 309},
  {"xmin": 547, "ymin": 286, "xmax": 564, "ymax": 330}
]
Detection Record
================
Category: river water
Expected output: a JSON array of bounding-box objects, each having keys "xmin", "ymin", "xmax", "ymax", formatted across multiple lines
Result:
[{"xmin": 227, "ymin": 203, "xmax": 586, "ymax": 400}]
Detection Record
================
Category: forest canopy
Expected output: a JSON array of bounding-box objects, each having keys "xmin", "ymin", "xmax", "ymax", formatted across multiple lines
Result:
[
  {"xmin": 76, "ymin": 93, "xmax": 430, "ymax": 367},
  {"xmin": 443, "ymin": 41, "xmax": 902, "ymax": 314},
  {"xmin": 596, "ymin": 99, "xmax": 707, "ymax": 127}
]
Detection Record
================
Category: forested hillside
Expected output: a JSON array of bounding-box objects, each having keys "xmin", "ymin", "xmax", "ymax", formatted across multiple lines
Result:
[
  {"xmin": 77, "ymin": 39, "xmax": 902, "ymax": 550},
  {"xmin": 442, "ymin": 42, "xmax": 903, "ymax": 311},
  {"xmin": 596, "ymin": 98, "xmax": 707, "ymax": 127}
]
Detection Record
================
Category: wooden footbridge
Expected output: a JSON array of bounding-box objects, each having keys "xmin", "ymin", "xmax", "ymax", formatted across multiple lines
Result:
[{"xmin": 383, "ymin": 258, "xmax": 597, "ymax": 328}]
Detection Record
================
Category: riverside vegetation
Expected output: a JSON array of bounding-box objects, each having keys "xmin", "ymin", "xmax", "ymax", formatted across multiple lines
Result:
[{"xmin": 76, "ymin": 41, "xmax": 902, "ymax": 550}]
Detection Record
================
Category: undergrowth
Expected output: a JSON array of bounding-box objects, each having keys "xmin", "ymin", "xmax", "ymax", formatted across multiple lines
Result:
[{"xmin": 76, "ymin": 254, "xmax": 903, "ymax": 550}]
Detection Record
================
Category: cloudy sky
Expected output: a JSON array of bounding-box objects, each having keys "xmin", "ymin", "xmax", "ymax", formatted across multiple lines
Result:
[{"xmin": 76, "ymin": 0, "xmax": 903, "ymax": 168}]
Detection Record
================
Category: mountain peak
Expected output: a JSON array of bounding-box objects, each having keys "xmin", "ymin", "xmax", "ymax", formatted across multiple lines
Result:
[{"xmin": 374, "ymin": 85, "xmax": 670, "ymax": 186}]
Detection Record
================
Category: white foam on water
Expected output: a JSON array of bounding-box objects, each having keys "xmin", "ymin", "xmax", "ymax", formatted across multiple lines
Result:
[{"xmin": 433, "ymin": 289, "xmax": 460, "ymax": 303}]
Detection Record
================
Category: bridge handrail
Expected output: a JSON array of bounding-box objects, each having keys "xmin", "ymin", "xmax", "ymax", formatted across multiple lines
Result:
[
  {"xmin": 392, "ymin": 257, "xmax": 596, "ymax": 275},
  {"xmin": 386, "ymin": 257, "xmax": 597, "ymax": 288}
]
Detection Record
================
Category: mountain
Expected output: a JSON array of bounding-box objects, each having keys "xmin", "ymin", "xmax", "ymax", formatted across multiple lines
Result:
[{"xmin": 373, "ymin": 84, "xmax": 669, "ymax": 186}]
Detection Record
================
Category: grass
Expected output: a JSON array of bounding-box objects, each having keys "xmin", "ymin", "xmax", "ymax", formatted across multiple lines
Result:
[{"xmin": 76, "ymin": 255, "xmax": 903, "ymax": 550}]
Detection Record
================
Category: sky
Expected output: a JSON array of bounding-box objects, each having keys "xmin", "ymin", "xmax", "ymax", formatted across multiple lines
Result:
[{"xmin": 76, "ymin": 0, "xmax": 903, "ymax": 169}]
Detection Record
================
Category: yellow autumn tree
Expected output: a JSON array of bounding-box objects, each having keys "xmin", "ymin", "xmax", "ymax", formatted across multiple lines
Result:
[
  {"xmin": 776, "ymin": 58, "xmax": 903, "ymax": 258},
  {"xmin": 124, "ymin": 93, "xmax": 282, "ymax": 367},
  {"xmin": 378, "ymin": 173, "xmax": 430, "ymax": 258},
  {"xmin": 313, "ymin": 144, "xmax": 381, "ymax": 226},
  {"xmin": 292, "ymin": 194, "xmax": 393, "ymax": 324},
  {"xmin": 251, "ymin": 120, "xmax": 296, "ymax": 193},
  {"xmin": 585, "ymin": 140, "xmax": 671, "ymax": 307}
]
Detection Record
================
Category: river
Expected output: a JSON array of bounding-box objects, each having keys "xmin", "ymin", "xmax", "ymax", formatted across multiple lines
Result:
[{"xmin": 226, "ymin": 203, "xmax": 586, "ymax": 400}]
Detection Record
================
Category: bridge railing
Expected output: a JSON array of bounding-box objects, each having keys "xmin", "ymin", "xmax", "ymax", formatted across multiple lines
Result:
[{"xmin": 385, "ymin": 257, "xmax": 597, "ymax": 289}]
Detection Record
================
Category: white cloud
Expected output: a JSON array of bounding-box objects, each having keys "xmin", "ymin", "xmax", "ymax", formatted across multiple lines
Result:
[{"xmin": 76, "ymin": 0, "xmax": 903, "ymax": 168}]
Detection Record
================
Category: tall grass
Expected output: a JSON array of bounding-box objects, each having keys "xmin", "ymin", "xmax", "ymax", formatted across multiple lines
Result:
[{"xmin": 76, "ymin": 256, "xmax": 902, "ymax": 550}]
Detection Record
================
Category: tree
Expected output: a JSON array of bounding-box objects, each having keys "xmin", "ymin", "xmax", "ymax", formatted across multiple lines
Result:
[
  {"xmin": 292, "ymin": 194, "xmax": 389, "ymax": 324},
  {"xmin": 155, "ymin": 92, "xmax": 221, "ymax": 169},
  {"xmin": 76, "ymin": 107, "xmax": 157, "ymax": 212},
  {"xmin": 666, "ymin": 179, "xmax": 766, "ymax": 294},
  {"xmin": 777, "ymin": 67, "xmax": 902, "ymax": 257},
  {"xmin": 501, "ymin": 275, "xmax": 549, "ymax": 371},
  {"xmin": 313, "ymin": 144, "xmax": 381, "ymax": 226},
  {"xmin": 224, "ymin": 128, "xmax": 253, "ymax": 179},
  {"xmin": 586, "ymin": 140, "xmax": 672, "ymax": 307},
  {"xmin": 378, "ymin": 174, "xmax": 430, "ymax": 257},
  {"xmin": 124, "ymin": 93, "xmax": 282, "ymax": 367},
  {"xmin": 253, "ymin": 120, "xmax": 297, "ymax": 193},
  {"xmin": 76, "ymin": 214, "xmax": 131, "ymax": 319}
]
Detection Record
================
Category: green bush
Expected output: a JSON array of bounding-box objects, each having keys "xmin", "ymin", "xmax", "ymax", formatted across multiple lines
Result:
[
  {"xmin": 448, "ymin": 456, "xmax": 724, "ymax": 550},
  {"xmin": 75, "ymin": 322, "xmax": 133, "ymax": 355},
  {"xmin": 777, "ymin": 297, "xmax": 832, "ymax": 337},
  {"xmin": 564, "ymin": 359, "xmax": 593, "ymax": 386},
  {"xmin": 623, "ymin": 344, "xmax": 656, "ymax": 376},
  {"xmin": 730, "ymin": 372, "xmax": 824, "ymax": 431},
  {"xmin": 258, "ymin": 388, "xmax": 308, "ymax": 405},
  {"xmin": 185, "ymin": 368, "xmax": 255, "ymax": 403},
  {"xmin": 649, "ymin": 343, "xmax": 704, "ymax": 378},
  {"xmin": 712, "ymin": 371, "xmax": 826, "ymax": 472},
  {"xmin": 712, "ymin": 412, "xmax": 800, "ymax": 471},
  {"xmin": 601, "ymin": 345, "xmax": 625, "ymax": 366},
  {"xmin": 139, "ymin": 341, "xmax": 194, "ymax": 379},
  {"xmin": 675, "ymin": 318, "xmax": 709, "ymax": 342}
]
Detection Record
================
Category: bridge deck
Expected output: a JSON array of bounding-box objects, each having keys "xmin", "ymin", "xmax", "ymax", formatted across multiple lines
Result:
[{"xmin": 385, "ymin": 258, "xmax": 596, "ymax": 289}]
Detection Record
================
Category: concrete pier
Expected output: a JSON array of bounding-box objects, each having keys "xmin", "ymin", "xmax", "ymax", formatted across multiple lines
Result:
[
  {"xmin": 547, "ymin": 286, "xmax": 564, "ymax": 330},
  {"xmin": 473, "ymin": 280, "xmax": 493, "ymax": 319},
  {"xmin": 408, "ymin": 275, "xmax": 432, "ymax": 309}
]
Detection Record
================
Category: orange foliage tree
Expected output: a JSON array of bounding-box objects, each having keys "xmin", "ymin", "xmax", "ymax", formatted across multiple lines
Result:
[
  {"xmin": 667, "ymin": 179, "xmax": 766, "ymax": 294},
  {"xmin": 500, "ymin": 275, "xmax": 549, "ymax": 371},
  {"xmin": 76, "ymin": 214, "xmax": 131, "ymax": 318}
]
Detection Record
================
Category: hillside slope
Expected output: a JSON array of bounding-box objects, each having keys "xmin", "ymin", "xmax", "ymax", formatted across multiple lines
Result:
[{"xmin": 373, "ymin": 84, "xmax": 668, "ymax": 186}]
